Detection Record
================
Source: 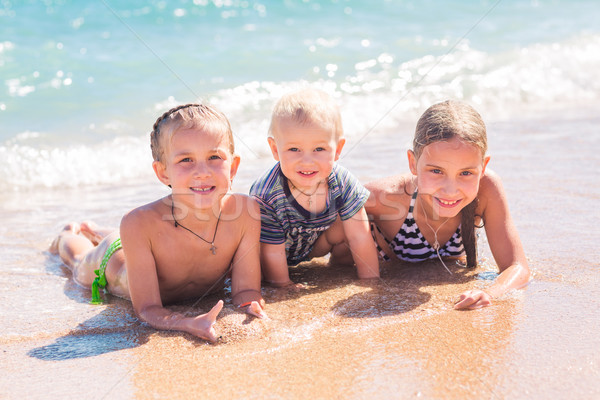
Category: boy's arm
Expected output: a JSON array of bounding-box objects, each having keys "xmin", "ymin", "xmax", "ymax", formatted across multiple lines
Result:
[
  {"xmin": 230, "ymin": 197, "xmax": 266, "ymax": 318},
  {"xmin": 341, "ymin": 206, "xmax": 380, "ymax": 279},
  {"xmin": 454, "ymin": 171, "xmax": 530, "ymax": 310},
  {"xmin": 120, "ymin": 209, "xmax": 222, "ymax": 341}
]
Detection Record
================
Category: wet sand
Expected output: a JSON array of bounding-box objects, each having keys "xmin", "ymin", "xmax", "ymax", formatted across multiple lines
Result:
[
  {"xmin": 3, "ymin": 258, "xmax": 599, "ymax": 399},
  {"xmin": 1, "ymin": 112, "xmax": 600, "ymax": 399}
]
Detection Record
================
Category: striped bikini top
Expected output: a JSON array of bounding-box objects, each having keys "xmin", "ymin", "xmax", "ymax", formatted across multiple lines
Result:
[{"xmin": 372, "ymin": 189, "xmax": 464, "ymax": 262}]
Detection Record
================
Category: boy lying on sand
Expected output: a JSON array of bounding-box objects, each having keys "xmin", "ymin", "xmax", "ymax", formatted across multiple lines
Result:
[{"xmin": 50, "ymin": 104, "xmax": 266, "ymax": 342}]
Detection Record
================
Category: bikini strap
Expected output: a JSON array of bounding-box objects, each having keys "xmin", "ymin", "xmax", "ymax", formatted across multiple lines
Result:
[
  {"xmin": 370, "ymin": 223, "xmax": 391, "ymax": 261},
  {"xmin": 407, "ymin": 188, "xmax": 418, "ymax": 217}
]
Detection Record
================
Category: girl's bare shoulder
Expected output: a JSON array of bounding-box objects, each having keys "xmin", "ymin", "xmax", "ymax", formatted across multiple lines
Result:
[
  {"xmin": 365, "ymin": 174, "xmax": 414, "ymax": 216},
  {"xmin": 477, "ymin": 168, "xmax": 509, "ymax": 213},
  {"xmin": 366, "ymin": 173, "xmax": 414, "ymax": 196}
]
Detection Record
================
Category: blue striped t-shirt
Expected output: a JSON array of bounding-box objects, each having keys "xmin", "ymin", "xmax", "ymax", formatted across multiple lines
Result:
[{"xmin": 250, "ymin": 163, "xmax": 370, "ymax": 265}]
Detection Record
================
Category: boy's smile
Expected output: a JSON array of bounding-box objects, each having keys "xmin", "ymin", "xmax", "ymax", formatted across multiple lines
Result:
[
  {"xmin": 268, "ymin": 119, "xmax": 345, "ymax": 191},
  {"xmin": 153, "ymin": 127, "xmax": 240, "ymax": 212},
  {"xmin": 191, "ymin": 185, "xmax": 216, "ymax": 194}
]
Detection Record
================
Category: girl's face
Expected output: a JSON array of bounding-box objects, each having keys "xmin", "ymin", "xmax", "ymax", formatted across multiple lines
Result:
[
  {"xmin": 153, "ymin": 127, "xmax": 240, "ymax": 211},
  {"xmin": 408, "ymin": 137, "xmax": 490, "ymax": 218}
]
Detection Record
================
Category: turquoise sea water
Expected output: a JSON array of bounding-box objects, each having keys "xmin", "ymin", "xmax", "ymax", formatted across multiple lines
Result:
[{"xmin": 2, "ymin": 0, "xmax": 600, "ymax": 190}]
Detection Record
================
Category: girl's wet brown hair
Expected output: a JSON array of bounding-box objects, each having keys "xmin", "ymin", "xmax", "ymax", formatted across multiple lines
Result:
[
  {"xmin": 150, "ymin": 103, "xmax": 235, "ymax": 163},
  {"xmin": 413, "ymin": 100, "xmax": 488, "ymax": 268}
]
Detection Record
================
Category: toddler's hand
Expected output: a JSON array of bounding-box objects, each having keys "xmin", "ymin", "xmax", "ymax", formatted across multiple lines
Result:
[
  {"xmin": 268, "ymin": 280, "xmax": 306, "ymax": 292},
  {"xmin": 245, "ymin": 301, "xmax": 268, "ymax": 319}
]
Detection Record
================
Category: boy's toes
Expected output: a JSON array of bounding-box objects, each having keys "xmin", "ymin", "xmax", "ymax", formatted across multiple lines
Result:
[
  {"xmin": 80, "ymin": 221, "xmax": 101, "ymax": 244},
  {"xmin": 49, "ymin": 223, "xmax": 80, "ymax": 253}
]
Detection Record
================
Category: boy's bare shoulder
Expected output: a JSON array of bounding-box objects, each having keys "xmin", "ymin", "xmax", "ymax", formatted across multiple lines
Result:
[
  {"xmin": 222, "ymin": 193, "xmax": 261, "ymax": 218},
  {"xmin": 121, "ymin": 197, "xmax": 169, "ymax": 230}
]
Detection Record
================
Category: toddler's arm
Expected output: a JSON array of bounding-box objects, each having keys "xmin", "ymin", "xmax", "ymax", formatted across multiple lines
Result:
[
  {"xmin": 342, "ymin": 207, "xmax": 380, "ymax": 279},
  {"xmin": 260, "ymin": 242, "xmax": 296, "ymax": 287}
]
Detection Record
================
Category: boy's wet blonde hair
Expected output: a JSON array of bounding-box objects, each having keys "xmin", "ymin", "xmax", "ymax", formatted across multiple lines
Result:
[
  {"xmin": 269, "ymin": 88, "xmax": 343, "ymax": 139},
  {"xmin": 413, "ymin": 100, "xmax": 488, "ymax": 269},
  {"xmin": 413, "ymin": 100, "xmax": 487, "ymax": 159},
  {"xmin": 150, "ymin": 103, "xmax": 234, "ymax": 163}
]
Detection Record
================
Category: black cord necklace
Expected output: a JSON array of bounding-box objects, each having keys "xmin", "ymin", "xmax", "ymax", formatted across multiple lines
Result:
[
  {"xmin": 289, "ymin": 179, "xmax": 323, "ymax": 207},
  {"xmin": 171, "ymin": 199, "xmax": 222, "ymax": 255}
]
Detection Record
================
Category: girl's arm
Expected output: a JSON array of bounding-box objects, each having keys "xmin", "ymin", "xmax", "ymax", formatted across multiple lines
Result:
[{"xmin": 455, "ymin": 171, "xmax": 530, "ymax": 309}]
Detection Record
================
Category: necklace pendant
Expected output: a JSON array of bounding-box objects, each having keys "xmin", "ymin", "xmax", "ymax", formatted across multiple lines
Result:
[{"xmin": 210, "ymin": 244, "xmax": 217, "ymax": 255}]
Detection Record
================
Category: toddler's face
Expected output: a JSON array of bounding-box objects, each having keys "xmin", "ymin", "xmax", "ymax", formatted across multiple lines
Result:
[
  {"xmin": 268, "ymin": 118, "xmax": 345, "ymax": 190},
  {"xmin": 153, "ymin": 127, "xmax": 239, "ymax": 210},
  {"xmin": 408, "ymin": 137, "xmax": 489, "ymax": 218}
]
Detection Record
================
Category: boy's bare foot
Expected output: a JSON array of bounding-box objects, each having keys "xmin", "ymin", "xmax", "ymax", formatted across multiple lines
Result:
[
  {"xmin": 49, "ymin": 223, "xmax": 80, "ymax": 254},
  {"xmin": 80, "ymin": 221, "xmax": 112, "ymax": 245}
]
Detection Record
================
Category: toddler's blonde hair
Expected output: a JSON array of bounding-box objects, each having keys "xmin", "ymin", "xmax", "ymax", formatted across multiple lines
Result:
[{"xmin": 269, "ymin": 88, "xmax": 343, "ymax": 140}]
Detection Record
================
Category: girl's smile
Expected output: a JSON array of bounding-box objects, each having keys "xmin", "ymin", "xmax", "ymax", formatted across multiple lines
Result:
[
  {"xmin": 435, "ymin": 197, "xmax": 462, "ymax": 208},
  {"xmin": 409, "ymin": 136, "xmax": 490, "ymax": 218}
]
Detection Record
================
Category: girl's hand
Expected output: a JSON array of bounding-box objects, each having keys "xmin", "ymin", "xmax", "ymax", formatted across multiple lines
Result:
[{"xmin": 454, "ymin": 289, "xmax": 492, "ymax": 310}]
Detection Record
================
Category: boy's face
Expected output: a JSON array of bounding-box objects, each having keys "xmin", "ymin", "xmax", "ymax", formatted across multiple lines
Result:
[
  {"xmin": 268, "ymin": 118, "xmax": 345, "ymax": 190},
  {"xmin": 153, "ymin": 127, "xmax": 240, "ymax": 210}
]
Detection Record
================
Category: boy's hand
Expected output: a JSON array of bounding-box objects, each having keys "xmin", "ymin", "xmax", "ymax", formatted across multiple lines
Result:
[
  {"xmin": 454, "ymin": 289, "xmax": 492, "ymax": 310},
  {"xmin": 244, "ymin": 301, "xmax": 268, "ymax": 319},
  {"xmin": 188, "ymin": 300, "xmax": 223, "ymax": 342}
]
